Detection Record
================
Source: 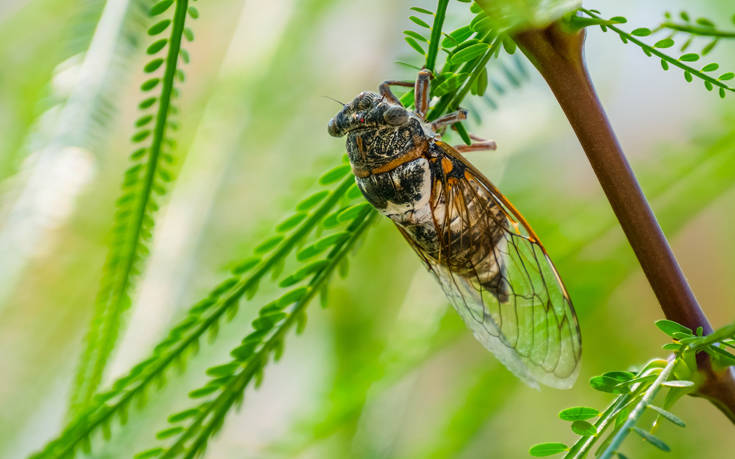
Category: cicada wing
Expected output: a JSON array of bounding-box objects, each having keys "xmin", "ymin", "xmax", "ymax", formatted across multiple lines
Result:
[{"xmin": 396, "ymin": 142, "xmax": 581, "ymax": 389}]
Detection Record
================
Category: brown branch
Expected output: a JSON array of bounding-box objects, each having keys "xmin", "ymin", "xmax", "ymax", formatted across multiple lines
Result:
[{"xmin": 511, "ymin": 21, "xmax": 735, "ymax": 422}]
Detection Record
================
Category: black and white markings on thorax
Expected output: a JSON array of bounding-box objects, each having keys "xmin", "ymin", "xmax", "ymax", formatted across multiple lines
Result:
[{"xmin": 347, "ymin": 120, "xmax": 433, "ymax": 217}]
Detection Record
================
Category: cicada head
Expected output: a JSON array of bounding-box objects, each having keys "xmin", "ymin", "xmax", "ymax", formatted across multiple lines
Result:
[{"xmin": 327, "ymin": 91, "xmax": 410, "ymax": 138}]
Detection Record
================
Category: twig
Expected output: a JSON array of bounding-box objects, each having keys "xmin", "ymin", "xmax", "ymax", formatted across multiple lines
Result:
[
  {"xmin": 511, "ymin": 21, "xmax": 735, "ymax": 422},
  {"xmin": 661, "ymin": 22, "xmax": 735, "ymax": 39}
]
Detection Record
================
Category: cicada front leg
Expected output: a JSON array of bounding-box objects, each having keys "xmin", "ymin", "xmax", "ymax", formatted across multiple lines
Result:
[
  {"xmin": 378, "ymin": 79, "xmax": 413, "ymax": 106},
  {"xmin": 379, "ymin": 69, "xmax": 433, "ymax": 118},
  {"xmin": 413, "ymin": 69, "xmax": 432, "ymax": 119}
]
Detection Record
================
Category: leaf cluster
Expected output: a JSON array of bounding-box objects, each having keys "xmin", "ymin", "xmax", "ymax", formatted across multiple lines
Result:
[
  {"xmin": 400, "ymin": 1, "xmax": 518, "ymax": 143},
  {"xmin": 529, "ymin": 319, "xmax": 735, "ymax": 458}
]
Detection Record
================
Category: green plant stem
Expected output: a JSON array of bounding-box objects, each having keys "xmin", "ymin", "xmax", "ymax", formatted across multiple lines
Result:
[
  {"xmin": 599, "ymin": 358, "xmax": 676, "ymax": 459},
  {"xmin": 72, "ymin": 0, "xmax": 190, "ymax": 411},
  {"xmin": 425, "ymin": 0, "xmax": 449, "ymax": 73},
  {"xmin": 162, "ymin": 209, "xmax": 377, "ymax": 458},
  {"xmin": 512, "ymin": 21, "xmax": 735, "ymax": 422},
  {"xmin": 661, "ymin": 22, "xmax": 735, "ymax": 39}
]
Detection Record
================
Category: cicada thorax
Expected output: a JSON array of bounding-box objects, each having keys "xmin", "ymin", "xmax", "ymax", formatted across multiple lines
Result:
[
  {"xmin": 348, "ymin": 118, "xmax": 433, "ymax": 217},
  {"xmin": 347, "ymin": 121, "xmax": 510, "ymax": 302}
]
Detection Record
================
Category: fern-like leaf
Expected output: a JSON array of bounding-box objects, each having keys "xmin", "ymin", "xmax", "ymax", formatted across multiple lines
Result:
[
  {"xmin": 579, "ymin": 8, "xmax": 735, "ymax": 98},
  {"xmin": 657, "ymin": 10, "xmax": 735, "ymax": 56},
  {"xmin": 139, "ymin": 207, "xmax": 376, "ymax": 459},
  {"xmin": 33, "ymin": 167, "xmax": 357, "ymax": 458},
  {"xmin": 68, "ymin": 0, "xmax": 198, "ymax": 416}
]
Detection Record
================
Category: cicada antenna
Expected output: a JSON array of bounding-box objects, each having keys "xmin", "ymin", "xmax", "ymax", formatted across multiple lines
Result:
[{"xmin": 322, "ymin": 95, "xmax": 346, "ymax": 107}]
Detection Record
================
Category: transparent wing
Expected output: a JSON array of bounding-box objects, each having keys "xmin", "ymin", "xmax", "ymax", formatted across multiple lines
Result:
[{"xmin": 398, "ymin": 142, "xmax": 581, "ymax": 389}]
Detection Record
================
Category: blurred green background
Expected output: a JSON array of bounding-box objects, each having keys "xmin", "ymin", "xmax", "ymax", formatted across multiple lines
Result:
[{"xmin": 1, "ymin": 0, "xmax": 734, "ymax": 457}]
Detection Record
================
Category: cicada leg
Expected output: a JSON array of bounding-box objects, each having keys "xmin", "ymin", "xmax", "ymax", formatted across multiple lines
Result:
[
  {"xmin": 454, "ymin": 134, "xmax": 497, "ymax": 153},
  {"xmin": 430, "ymin": 111, "xmax": 496, "ymax": 152},
  {"xmin": 414, "ymin": 69, "xmax": 432, "ymax": 120},
  {"xmin": 431, "ymin": 108, "xmax": 468, "ymax": 131},
  {"xmin": 379, "ymin": 69, "xmax": 433, "ymax": 118},
  {"xmin": 378, "ymin": 80, "xmax": 413, "ymax": 106}
]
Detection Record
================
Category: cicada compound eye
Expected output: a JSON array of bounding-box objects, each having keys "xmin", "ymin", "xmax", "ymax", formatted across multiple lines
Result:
[
  {"xmin": 383, "ymin": 106, "xmax": 409, "ymax": 126},
  {"xmin": 327, "ymin": 117, "xmax": 340, "ymax": 137}
]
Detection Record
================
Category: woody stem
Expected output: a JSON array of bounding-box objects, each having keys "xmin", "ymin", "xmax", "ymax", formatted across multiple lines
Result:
[{"xmin": 512, "ymin": 21, "xmax": 735, "ymax": 422}]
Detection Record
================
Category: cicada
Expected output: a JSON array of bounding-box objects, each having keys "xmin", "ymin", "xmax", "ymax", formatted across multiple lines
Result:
[{"xmin": 328, "ymin": 70, "xmax": 581, "ymax": 388}]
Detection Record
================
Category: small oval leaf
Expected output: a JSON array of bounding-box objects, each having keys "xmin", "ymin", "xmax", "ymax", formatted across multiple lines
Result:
[
  {"xmin": 319, "ymin": 164, "xmax": 351, "ymax": 185},
  {"xmin": 529, "ymin": 442, "xmax": 568, "ymax": 457},
  {"xmin": 405, "ymin": 37, "xmax": 426, "ymax": 55},
  {"xmin": 276, "ymin": 212, "xmax": 307, "ymax": 232},
  {"xmin": 147, "ymin": 39, "xmax": 168, "ymax": 54},
  {"xmin": 148, "ymin": 19, "xmax": 171, "ymax": 35},
  {"xmin": 559, "ymin": 406, "xmax": 599, "ymax": 421},
  {"xmin": 571, "ymin": 420, "xmax": 597, "ymax": 436},
  {"xmin": 679, "ymin": 53, "xmax": 699, "ymax": 62},
  {"xmin": 662, "ymin": 380, "xmax": 694, "ymax": 388},
  {"xmin": 450, "ymin": 43, "xmax": 488, "ymax": 64},
  {"xmin": 631, "ymin": 27, "xmax": 651, "ymax": 36},
  {"xmin": 632, "ymin": 427, "xmax": 670, "ymax": 451},
  {"xmin": 409, "ymin": 15, "xmax": 431, "ymax": 29},
  {"xmin": 648, "ymin": 405, "xmax": 686, "ymax": 427},
  {"xmin": 297, "ymin": 190, "xmax": 329, "ymax": 211},
  {"xmin": 189, "ymin": 384, "xmax": 220, "ymax": 398},
  {"xmin": 150, "ymin": 0, "xmax": 173, "ymax": 16},
  {"xmin": 655, "ymin": 319, "xmax": 693, "ymax": 338}
]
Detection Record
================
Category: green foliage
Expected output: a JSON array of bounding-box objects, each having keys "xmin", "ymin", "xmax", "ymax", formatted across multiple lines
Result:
[
  {"xmin": 399, "ymin": 2, "xmax": 533, "ymax": 120},
  {"xmin": 474, "ymin": 0, "xmax": 581, "ymax": 32},
  {"xmin": 136, "ymin": 207, "xmax": 376, "ymax": 458},
  {"xmin": 128, "ymin": 5, "xmax": 524, "ymax": 456},
  {"xmin": 33, "ymin": 167, "xmax": 363, "ymax": 458},
  {"xmin": 400, "ymin": 1, "xmax": 513, "ymax": 143},
  {"xmin": 39, "ymin": 2, "xmax": 528, "ymax": 456},
  {"xmin": 16, "ymin": 1, "xmax": 735, "ymax": 458},
  {"xmin": 579, "ymin": 8, "xmax": 735, "ymax": 98},
  {"xmin": 68, "ymin": 0, "xmax": 199, "ymax": 416},
  {"xmin": 529, "ymin": 319, "xmax": 735, "ymax": 458},
  {"xmin": 559, "ymin": 407, "xmax": 599, "ymax": 421}
]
